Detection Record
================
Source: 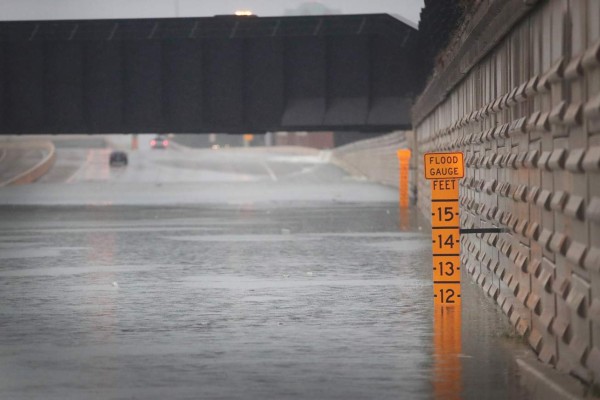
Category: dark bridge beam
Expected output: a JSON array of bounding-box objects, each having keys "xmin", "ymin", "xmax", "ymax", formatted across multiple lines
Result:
[{"xmin": 0, "ymin": 14, "xmax": 417, "ymax": 134}]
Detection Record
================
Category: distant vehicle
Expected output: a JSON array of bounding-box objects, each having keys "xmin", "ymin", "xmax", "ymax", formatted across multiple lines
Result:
[
  {"xmin": 151, "ymin": 135, "xmax": 169, "ymax": 149},
  {"xmin": 109, "ymin": 151, "xmax": 128, "ymax": 166}
]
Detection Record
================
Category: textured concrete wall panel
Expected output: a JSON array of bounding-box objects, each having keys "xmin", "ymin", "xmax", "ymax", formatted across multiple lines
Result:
[
  {"xmin": 413, "ymin": 0, "xmax": 600, "ymax": 384},
  {"xmin": 332, "ymin": 131, "xmax": 414, "ymax": 193}
]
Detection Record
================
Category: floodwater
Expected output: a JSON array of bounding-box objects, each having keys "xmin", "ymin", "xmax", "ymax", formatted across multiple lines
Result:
[{"xmin": 0, "ymin": 204, "xmax": 531, "ymax": 399}]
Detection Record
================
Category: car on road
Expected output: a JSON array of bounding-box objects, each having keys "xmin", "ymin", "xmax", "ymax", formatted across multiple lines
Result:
[
  {"xmin": 151, "ymin": 135, "xmax": 169, "ymax": 149},
  {"xmin": 109, "ymin": 150, "xmax": 128, "ymax": 166}
]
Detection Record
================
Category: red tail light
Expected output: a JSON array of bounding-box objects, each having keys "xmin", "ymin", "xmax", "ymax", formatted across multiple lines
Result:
[
  {"xmin": 151, "ymin": 140, "xmax": 156, "ymax": 146},
  {"xmin": 163, "ymin": 140, "xmax": 169, "ymax": 146}
]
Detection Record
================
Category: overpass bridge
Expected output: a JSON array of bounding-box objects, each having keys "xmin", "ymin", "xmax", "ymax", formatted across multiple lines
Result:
[{"xmin": 0, "ymin": 14, "xmax": 417, "ymax": 134}]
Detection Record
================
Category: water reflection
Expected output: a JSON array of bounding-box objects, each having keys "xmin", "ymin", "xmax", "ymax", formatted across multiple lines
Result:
[
  {"xmin": 85, "ymin": 231, "xmax": 117, "ymax": 341},
  {"xmin": 434, "ymin": 305, "xmax": 462, "ymax": 400},
  {"xmin": 398, "ymin": 206, "xmax": 410, "ymax": 231}
]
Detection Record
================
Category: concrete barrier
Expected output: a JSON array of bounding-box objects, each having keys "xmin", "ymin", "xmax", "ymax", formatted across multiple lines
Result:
[
  {"xmin": 0, "ymin": 140, "xmax": 56, "ymax": 187},
  {"xmin": 332, "ymin": 131, "xmax": 416, "ymax": 197}
]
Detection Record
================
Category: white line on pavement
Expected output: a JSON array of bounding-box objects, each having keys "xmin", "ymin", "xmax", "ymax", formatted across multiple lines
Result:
[{"xmin": 261, "ymin": 160, "xmax": 278, "ymax": 182}]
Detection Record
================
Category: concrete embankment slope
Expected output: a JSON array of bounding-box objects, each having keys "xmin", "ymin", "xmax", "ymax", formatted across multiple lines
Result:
[{"xmin": 0, "ymin": 140, "xmax": 56, "ymax": 187}]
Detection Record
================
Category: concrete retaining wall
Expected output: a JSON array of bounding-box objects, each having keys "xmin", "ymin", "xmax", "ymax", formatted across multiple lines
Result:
[
  {"xmin": 413, "ymin": 0, "xmax": 600, "ymax": 385},
  {"xmin": 332, "ymin": 131, "xmax": 416, "ymax": 194}
]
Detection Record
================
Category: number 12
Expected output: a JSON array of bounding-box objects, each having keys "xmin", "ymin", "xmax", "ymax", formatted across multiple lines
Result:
[{"xmin": 438, "ymin": 288, "xmax": 456, "ymax": 303}]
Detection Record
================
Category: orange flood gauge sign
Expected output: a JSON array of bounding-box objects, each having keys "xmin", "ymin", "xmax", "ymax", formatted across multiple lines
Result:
[
  {"xmin": 426, "ymin": 151, "xmax": 464, "ymax": 399},
  {"xmin": 424, "ymin": 152, "xmax": 464, "ymax": 180},
  {"xmin": 424, "ymin": 152, "xmax": 464, "ymax": 306}
]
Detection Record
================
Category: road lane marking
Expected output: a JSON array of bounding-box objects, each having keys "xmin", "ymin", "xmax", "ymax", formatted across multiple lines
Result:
[
  {"xmin": 66, "ymin": 149, "xmax": 94, "ymax": 183},
  {"xmin": 261, "ymin": 160, "xmax": 278, "ymax": 182}
]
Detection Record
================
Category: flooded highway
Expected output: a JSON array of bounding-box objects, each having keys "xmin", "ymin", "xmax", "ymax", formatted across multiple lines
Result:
[{"xmin": 0, "ymin": 138, "xmax": 531, "ymax": 399}]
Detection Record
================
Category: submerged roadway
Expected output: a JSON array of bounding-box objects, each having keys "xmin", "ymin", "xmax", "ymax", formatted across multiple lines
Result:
[{"xmin": 0, "ymin": 136, "xmax": 532, "ymax": 399}]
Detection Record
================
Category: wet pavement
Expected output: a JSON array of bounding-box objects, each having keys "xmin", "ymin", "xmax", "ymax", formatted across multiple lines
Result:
[{"xmin": 0, "ymin": 139, "xmax": 532, "ymax": 399}]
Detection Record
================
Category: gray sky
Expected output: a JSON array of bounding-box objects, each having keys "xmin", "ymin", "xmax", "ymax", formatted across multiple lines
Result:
[{"xmin": 0, "ymin": 0, "xmax": 424, "ymax": 25}]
